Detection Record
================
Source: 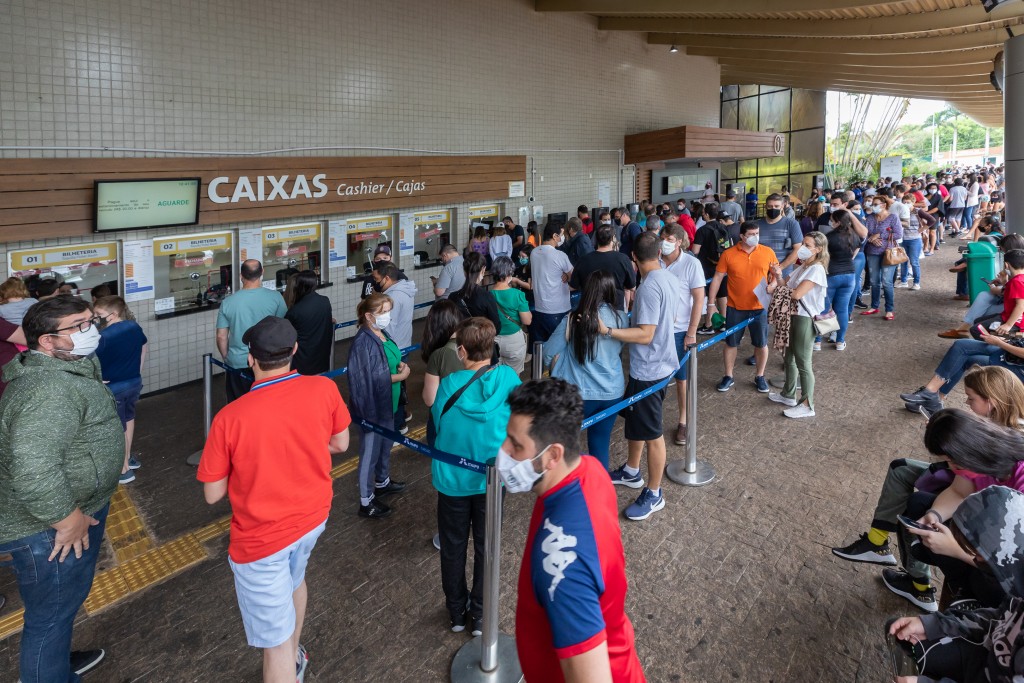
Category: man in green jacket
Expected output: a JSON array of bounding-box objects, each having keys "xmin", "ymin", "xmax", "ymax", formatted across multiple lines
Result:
[{"xmin": 0, "ymin": 296, "xmax": 124, "ymax": 682}]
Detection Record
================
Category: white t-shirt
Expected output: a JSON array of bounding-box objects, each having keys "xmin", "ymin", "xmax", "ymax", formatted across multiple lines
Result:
[
  {"xmin": 787, "ymin": 263, "xmax": 828, "ymax": 317},
  {"xmin": 530, "ymin": 244, "xmax": 573, "ymax": 314},
  {"xmin": 890, "ymin": 199, "xmax": 910, "ymax": 226},
  {"xmin": 489, "ymin": 234, "xmax": 513, "ymax": 260},
  {"xmin": 663, "ymin": 253, "xmax": 706, "ymax": 332},
  {"xmin": 967, "ymin": 182, "xmax": 980, "ymax": 207}
]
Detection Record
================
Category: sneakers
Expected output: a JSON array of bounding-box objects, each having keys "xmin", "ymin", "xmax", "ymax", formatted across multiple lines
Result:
[
  {"xmin": 826, "ymin": 331, "xmax": 838, "ymax": 343},
  {"xmin": 358, "ymin": 498, "xmax": 392, "ymax": 519},
  {"xmin": 609, "ymin": 465, "xmax": 645, "ymax": 489},
  {"xmin": 399, "ymin": 425, "xmax": 409, "ymax": 435},
  {"xmin": 432, "ymin": 533, "xmax": 441, "ymax": 550},
  {"xmin": 745, "ymin": 355, "xmax": 757, "ymax": 366},
  {"xmin": 783, "ymin": 403, "xmax": 815, "ymax": 418},
  {"xmin": 900, "ymin": 388, "xmax": 943, "ymax": 414},
  {"xmin": 118, "ymin": 470, "xmax": 135, "ymax": 485},
  {"xmin": 128, "ymin": 456, "xmax": 141, "ymax": 470},
  {"xmin": 716, "ymin": 376, "xmax": 735, "ymax": 392},
  {"xmin": 895, "ymin": 281, "xmax": 908, "ymax": 289},
  {"xmin": 912, "ymin": 283, "xmax": 921, "ymax": 291},
  {"xmin": 768, "ymin": 391, "xmax": 797, "ymax": 407},
  {"xmin": 624, "ymin": 487, "xmax": 665, "ymax": 521},
  {"xmin": 450, "ymin": 611, "xmax": 467, "ymax": 633},
  {"xmin": 831, "ymin": 533, "xmax": 898, "ymax": 566},
  {"xmin": 835, "ymin": 341, "xmax": 847, "ymax": 351},
  {"xmin": 470, "ymin": 615, "xmax": 483, "ymax": 637},
  {"xmin": 754, "ymin": 376, "xmax": 769, "ymax": 393},
  {"xmin": 673, "ymin": 424, "xmax": 687, "ymax": 446},
  {"xmin": 374, "ymin": 479, "xmax": 406, "ymax": 497},
  {"xmin": 71, "ymin": 650, "xmax": 106, "ymax": 676},
  {"xmin": 853, "ymin": 300, "xmax": 868, "ymax": 310},
  {"xmin": 696, "ymin": 325, "xmax": 714, "ymax": 335},
  {"xmin": 812, "ymin": 341, "xmax": 822, "ymax": 352},
  {"xmin": 296, "ymin": 644, "xmax": 309, "ymax": 683},
  {"xmin": 882, "ymin": 568, "xmax": 938, "ymax": 613}
]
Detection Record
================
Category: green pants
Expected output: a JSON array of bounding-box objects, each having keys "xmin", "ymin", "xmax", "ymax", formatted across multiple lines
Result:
[{"xmin": 783, "ymin": 315, "xmax": 815, "ymax": 408}]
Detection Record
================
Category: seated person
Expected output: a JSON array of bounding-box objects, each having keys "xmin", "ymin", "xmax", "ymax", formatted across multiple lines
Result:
[
  {"xmin": 832, "ymin": 397, "xmax": 1024, "ymax": 613},
  {"xmin": 889, "ymin": 485, "xmax": 1024, "ymax": 683},
  {"xmin": 938, "ymin": 233, "xmax": 1024, "ymax": 339}
]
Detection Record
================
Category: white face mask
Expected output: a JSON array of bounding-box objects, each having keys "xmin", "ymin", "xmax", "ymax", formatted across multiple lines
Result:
[
  {"xmin": 601, "ymin": 219, "xmax": 612, "ymax": 226},
  {"xmin": 660, "ymin": 240, "xmax": 677, "ymax": 256},
  {"xmin": 372, "ymin": 310, "xmax": 391, "ymax": 330},
  {"xmin": 52, "ymin": 324, "xmax": 101, "ymax": 357},
  {"xmin": 796, "ymin": 245, "xmax": 813, "ymax": 261},
  {"xmin": 744, "ymin": 235, "xmax": 759, "ymax": 247},
  {"xmin": 556, "ymin": 234, "xmax": 565, "ymax": 247},
  {"xmin": 496, "ymin": 445, "xmax": 548, "ymax": 493}
]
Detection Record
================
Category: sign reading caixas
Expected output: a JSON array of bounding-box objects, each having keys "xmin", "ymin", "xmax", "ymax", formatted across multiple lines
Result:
[{"xmin": 0, "ymin": 154, "xmax": 527, "ymax": 242}]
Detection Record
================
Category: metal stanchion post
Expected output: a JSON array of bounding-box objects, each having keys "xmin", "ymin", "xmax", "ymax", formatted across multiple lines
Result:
[
  {"xmin": 450, "ymin": 466, "xmax": 523, "ymax": 683},
  {"xmin": 531, "ymin": 342, "xmax": 543, "ymax": 380},
  {"xmin": 186, "ymin": 353, "xmax": 213, "ymax": 466},
  {"xmin": 666, "ymin": 347, "xmax": 715, "ymax": 486},
  {"xmin": 328, "ymin": 331, "xmax": 336, "ymax": 373}
]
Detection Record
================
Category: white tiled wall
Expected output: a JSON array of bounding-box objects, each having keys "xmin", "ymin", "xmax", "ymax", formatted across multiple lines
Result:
[{"xmin": 0, "ymin": 0, "xmax": 720, "ymax": 392}]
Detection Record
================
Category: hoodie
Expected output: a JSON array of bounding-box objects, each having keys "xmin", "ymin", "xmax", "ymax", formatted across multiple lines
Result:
[
  {"xmin": 918, "ymin": 486, "xmax": 1024, "ymax": 683},
  {"xmin": 383, "ymin": 279, "xmax": 417, "ymax": 349},
  {"xmin": 0, "ymin": 352, "xmax": 124, "ymax": 543},
  {"xmin": 430, "ymin": 365, "xmax": 521, "ymax": 497}
]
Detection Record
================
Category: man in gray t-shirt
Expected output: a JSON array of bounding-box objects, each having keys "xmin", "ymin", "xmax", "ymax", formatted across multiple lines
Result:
[
  {"xmin": 757, "ymin": 193, "xmax": 802, "ymax": 272},
  {"xmin": 600, "ymin": 232, "xmax": 681, "ymax": 523},
  {"xmin": 431, "ymin": 245, "xmax": 464, "ymax": 299},
  {"xmin": 720, "ymin": 191, "xmax": 744, "ymax": 224}
]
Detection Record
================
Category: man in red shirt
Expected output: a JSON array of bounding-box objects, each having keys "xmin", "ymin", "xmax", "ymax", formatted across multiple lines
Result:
[
  {"xmin": 499, "ymin": 378, "xmax": 645, "ymax": 683},
  {"xmin": 198, "ymin": 316, "xmax": 351, "ymax": 683}
]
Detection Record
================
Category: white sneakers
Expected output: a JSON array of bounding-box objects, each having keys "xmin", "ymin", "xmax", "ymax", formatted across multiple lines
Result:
[
  {"xmin": 768, "ymin": 391, "xmax": 797, "ymax": 407},
  {"xmin": 835, "ymin": 341, "xmax": 847, "ymax": 351},
  {"xmin": 783, "ymin": 404, "xmax": 816, "ymax": 419}
]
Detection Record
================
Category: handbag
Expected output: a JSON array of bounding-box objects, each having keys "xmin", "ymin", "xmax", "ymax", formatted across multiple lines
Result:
[
  {"xmin": 798, "ymin": 299, "xmax": 841, "ymax": 336},
  {"xmin": 882, "ymin": 230, "xmax": 908, "ymax": 266},
  {"xmin": 1002, "ymin": 336, "xmax": 1024, "ymax": 367}
]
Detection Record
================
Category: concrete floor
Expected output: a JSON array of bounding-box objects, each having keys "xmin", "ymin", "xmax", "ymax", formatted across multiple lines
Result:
[{"xmin": 0, "ymin": 246, "xmax": 970, "ymax": 682}]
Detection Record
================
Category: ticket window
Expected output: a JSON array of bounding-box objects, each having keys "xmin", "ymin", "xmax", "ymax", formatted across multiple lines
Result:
[
  {"xmin": 467, "ymin": 204, "xmax": 501, "ymax": 242},
  {"xmin": 412, "ymin": 210, "xmax": 452, "ymax": 269},
  {"xmin": 260, "ymin": 222, "xmax": 324, "ymax": 292},
  {"xmin": 152, "ymin": 231, "xmax": 235, "ymax": 316},
  {"xmin": 7, "ymin": 241, "xmax": 120, "ymax": 303},
  {"xmin": 345, "ymin": 215, "xmax": 394, "ymax": 282}
]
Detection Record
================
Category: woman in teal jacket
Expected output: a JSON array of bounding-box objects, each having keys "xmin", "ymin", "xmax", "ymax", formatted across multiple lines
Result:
[{"xmin": 431, "ymin": 317, "xmax": 521, "ymax": 636}]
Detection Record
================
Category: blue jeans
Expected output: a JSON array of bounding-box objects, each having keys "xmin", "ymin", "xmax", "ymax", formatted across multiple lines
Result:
[
  {"xmin": 964, "ymin": 205, "xmax": 977, "ymax": 231},
  {"xmin": 852, "ymin": 251, "xmax": 866, "ymax": 304},
  {"xmin": 867, "ymin": 253, "xmax": 896, "ymax": 312},
  {"xmin": 0, "ymin": 504, "xmax": 110, "ymax": 683},
  {"xmin": 824, "ymin": 273, "xmax": 856, "ymax": 343},
  {"xmin": 530, "ymin": 310, "xmax": 568, "ymax": 344},
  {"xmin": 899, "ymin": 238, "xmax": 923, "ymax": 284},
  {"xmin": 934, "ymin": 339, "xmax": 1006, "ymax": 394},
  {"xmin": 582, "ymin": 398, "xmax": 619, "ymax": 470}
]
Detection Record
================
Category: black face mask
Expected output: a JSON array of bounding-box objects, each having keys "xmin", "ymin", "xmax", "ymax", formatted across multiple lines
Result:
[
  {"xmin": 765, "ymin": 208, "xmax": 782, "ymax": 220},
  {"xmin": 371, "ymin": 279, "xmax": 384, "ymax": 293}
]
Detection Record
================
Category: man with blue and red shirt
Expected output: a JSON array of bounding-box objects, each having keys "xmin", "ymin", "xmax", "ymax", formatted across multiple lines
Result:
[{"xmin": 499, "ymin": 378, "xmax": 645, "ymax": 683}]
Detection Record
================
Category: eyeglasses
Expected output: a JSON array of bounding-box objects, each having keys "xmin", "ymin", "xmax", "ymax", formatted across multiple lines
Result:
[{"xmin": 51, "ymin": 316, "xmax": 102, "ymax": 335}]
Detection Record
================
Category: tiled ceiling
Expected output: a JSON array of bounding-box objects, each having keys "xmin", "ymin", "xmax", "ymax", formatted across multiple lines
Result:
[{"xmin": 535, "ymin": 0, "xmax": 1017, "ymax": 126}]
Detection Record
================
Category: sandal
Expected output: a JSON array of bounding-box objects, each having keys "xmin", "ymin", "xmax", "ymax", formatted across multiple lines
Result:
[
  {"xmin": 884, "ymin": 312, "xmax": 895, "ymax": 321},
  {"xmin": 860, "ymin": 308, "xmax": 879, "ymax": 315}
]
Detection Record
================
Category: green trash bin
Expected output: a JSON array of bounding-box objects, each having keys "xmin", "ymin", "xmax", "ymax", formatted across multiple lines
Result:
[{"xmin": 964, "ymin": 240, "xmax": 1000, "ymax": 304}]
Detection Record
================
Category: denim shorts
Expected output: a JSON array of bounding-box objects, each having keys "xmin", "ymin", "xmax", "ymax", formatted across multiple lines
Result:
[
  {"xmin": 110, "ymin": 379, "xmax": 143, "ymax": 429},
  {"xmin": 228, "ymin": 521, "xmax": 326, "ymax": 648},
  {"xmin": 672, "ymin": 331, "xmax": 691, "ymax": 381},
  {"xmin": 725, "ymin": 307, "xmax": 768, "ymax": 348}
]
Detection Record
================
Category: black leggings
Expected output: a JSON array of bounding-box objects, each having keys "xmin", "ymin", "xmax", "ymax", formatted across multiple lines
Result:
[{"xmin": 911, "ymin": 637, "xmax": 988, "ymax": 683}]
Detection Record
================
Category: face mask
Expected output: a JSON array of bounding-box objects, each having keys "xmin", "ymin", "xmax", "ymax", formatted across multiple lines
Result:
[
  {"xmin": 744, "ymin": 234, "xmax": 759, "ymax": 247},
  {"xmin": 660, "ymin": 240, "xmax": 676, "ymax": 256},
  {"xmin": 371, "ymin": 279, "xmax": 384, "ymax": 293},
  {"xmin": 796, "ymin": 245, "xmax": 813, "ymax": 261},
  {"xmin": 519, "ymin": 257, "xmax": 529, "ymax": 265},
  {"xmin": 496, "ymin": 445, "xmax": 548, "ymax": 493},
  {"xmin": 927, "ymin": 189, "xmax": 936, "ymax": 195},
  {"xmin": 601, "ymin": 220, "xmax": 611, "ymax": 226},
  {"xmin": 52, "ymin": 324, "xmax": 101, "ymax": 357},
  {"xmin": 372, "ymin": 311, "xmax": 391, "ymax": 330},
  {"xmin": 765, "ymin": 208, "xmax": 781, "ymax": 220},
  {"xmin": 556, "ymin": 234, "xmax": 565, "ymax": 247}
]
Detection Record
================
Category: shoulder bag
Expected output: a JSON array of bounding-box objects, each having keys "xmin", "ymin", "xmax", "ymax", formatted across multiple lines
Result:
[
  {"xmin": 882, "ymin": 223, "xmax": 908, "ymax": 266},
  {"xmin": 797, "ymin": 297, "xmax": 840, "ymax": 337}
]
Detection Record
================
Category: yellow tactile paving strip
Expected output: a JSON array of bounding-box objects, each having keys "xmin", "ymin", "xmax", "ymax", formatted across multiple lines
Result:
[{"xmin": 0, "ymin": 452, "xmax": 372, "ymax": 641}]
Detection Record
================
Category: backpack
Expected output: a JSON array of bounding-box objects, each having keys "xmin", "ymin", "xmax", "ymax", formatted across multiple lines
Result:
[{"xmin": 706, "ymin": 221, "xmax": 733, "ymax": 264}]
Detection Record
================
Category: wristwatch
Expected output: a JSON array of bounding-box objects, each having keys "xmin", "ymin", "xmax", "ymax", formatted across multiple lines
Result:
[{"xmin": 603, "ymin": 328, "xmax": 613, "ymax": 339}]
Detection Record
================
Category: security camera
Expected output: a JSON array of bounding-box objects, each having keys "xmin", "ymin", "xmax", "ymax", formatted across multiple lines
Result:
[{"xmin": 528, "ymin": 196, "xmax": 535, "ymax": 203}]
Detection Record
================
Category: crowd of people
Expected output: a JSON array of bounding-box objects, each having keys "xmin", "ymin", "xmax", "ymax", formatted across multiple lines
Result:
[{"xmin": 0, "ymin": 160, "xmax": 1019, "ymax": 682}]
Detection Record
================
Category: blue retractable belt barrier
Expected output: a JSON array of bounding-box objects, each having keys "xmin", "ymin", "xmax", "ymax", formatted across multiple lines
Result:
[
  {"xmin": 357, "ymin": 417, "xmax": 488, "ymax": 474},
  {"xmin": 212, "ymin": 343, "xmax": 422, "ymax": 381},
  {"xmin": 333, "ymin": 301, "xmax": 433, "ymax": 331},
  {"xmin": 578, "ymin": 315, "xmax": 756, "ymax": 430}
]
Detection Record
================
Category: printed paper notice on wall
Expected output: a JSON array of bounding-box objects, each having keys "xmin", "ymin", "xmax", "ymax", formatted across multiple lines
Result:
[
  {"xmin": 597, "ymin": 181, "xmax": 611, "ymax": 209},
  {"xmin": 398, "ymin": 213, "xmax": 415, "ymax": 260},
  {"xmin": 154, "ymin": 297, "xmax": 176, "ymax": 314},
  {"xmin": 237, "ymin": 228, "xmax": 261, "ymax": 262},
  {"xmin": 328, "ymin": 220, "xmax": 347, "ymax": 269},
  {"xmin": 508, "ymin": 181, "xmax": 526, "ymax": 198},
  {"xmin": 122, "ymin": 240, "xmax": 155, "ymax": 303}
]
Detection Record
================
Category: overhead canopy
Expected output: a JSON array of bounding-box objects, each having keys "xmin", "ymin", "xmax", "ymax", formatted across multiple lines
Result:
[{"xmin": 535, "ymin": 0, "xmax": 1018, "ymax": 127}]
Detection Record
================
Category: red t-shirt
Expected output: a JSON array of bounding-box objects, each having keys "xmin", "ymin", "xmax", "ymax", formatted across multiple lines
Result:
[
  {"xmin": 197, "ymin": 371, "xmax": 351, "ymax": 563},
  {"xmin": 1003, "ymin": 273, "xmax": 1024, "ymax": 326},
  {"xmin": 516, "ymin": 455, "xmax": 645, "ymax": 683},
  {"xmin": 677, "ymin": 214, "xmax": 697, "ymax": 243}
]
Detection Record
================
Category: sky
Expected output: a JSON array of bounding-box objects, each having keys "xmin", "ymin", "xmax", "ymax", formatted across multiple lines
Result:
[{"xmin": 826, "ymin": 91, "xmax": 946, "ymax": 136}]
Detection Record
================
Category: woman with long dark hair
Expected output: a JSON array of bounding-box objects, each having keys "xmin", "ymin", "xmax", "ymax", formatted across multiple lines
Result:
[
  {"xmin": 823, "ymin": 210, "xmax": 863, "ymax": 349},
  {"xmin": 448, "ymin": 252, "xmax": 501, "ymax": 331},
  {"xmin": 284, "ymin": 270, "xmax": 334, "ymax": 375},
  {"xmin": 543, "ymin": 271, "xmax": 625, "ymax": 469},
  {"xmin": 421, "ymin": 300, "xmax": 464, "ymax": 446}
]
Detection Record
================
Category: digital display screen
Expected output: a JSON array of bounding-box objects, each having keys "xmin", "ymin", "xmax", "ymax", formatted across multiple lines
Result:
[{"xmin": 95, "ymin": 178, "xmax": 201, "ymax": 232}]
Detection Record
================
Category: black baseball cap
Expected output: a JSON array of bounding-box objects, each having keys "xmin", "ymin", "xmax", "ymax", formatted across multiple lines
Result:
[
  {"xmin": 242, "ymin": 316, "xmax": 297, "ymax": 359},
  {"xmin": 373, "ymin": 244, "xmax": 392, "ymax": 257}
]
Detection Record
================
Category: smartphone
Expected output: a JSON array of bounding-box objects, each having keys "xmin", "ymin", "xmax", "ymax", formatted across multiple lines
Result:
[
  {"xmin": 981, "ymin": 277, "xmax": 994, "ymax": 285},
  {"xmin": 918, "ymin": 405, "xmax": 933, "ymax": 421},
  {"xmin": 978, "ymin": 324, "xmax": 988, "ymax": 337},
  {"xmin": 884, "ymin": 619, "xmax": 920, "ymax": 679},
  {"xmin": 897, "ymin": 514, "xmax": 935, "ymax": 532}
]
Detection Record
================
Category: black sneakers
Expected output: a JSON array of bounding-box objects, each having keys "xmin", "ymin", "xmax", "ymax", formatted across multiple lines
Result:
[
  {"xmin": 696, "ymin": 325, "xmax": 714, "ymax": 335},
  {"xmin": 831, "ymin": 533, "xmax": 898, "ymax": 566},
  {"xmin": 471, "ymin": 615, "xmax": 483, "ymax": 637},
  {"xmin": 358, "ymin": 498, "xmax": 392, "ymax": 519},
  {"xmin": 71, "ymin": 650, "xmax": 106, "ymax": 676},
  {"xmin": 374, "ymin": 480, "xmax": 406, "ymax": 497},
  {"xmin": 450, "ymin": 611, "xmax": 467, "ymax": 633},
  {"xmin": 882, "ymin": 568, "xmax": 938, "ymax": 612}
]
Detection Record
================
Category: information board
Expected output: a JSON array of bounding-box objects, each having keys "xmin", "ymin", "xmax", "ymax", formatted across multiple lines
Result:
[{"xmin": 95, "ymin": 178, "xmax": 200, "ymax": 232}]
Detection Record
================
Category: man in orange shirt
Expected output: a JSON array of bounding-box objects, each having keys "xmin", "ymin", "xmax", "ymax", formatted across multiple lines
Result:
[
  {"xmin": 706, "ymin": 221, "xmax": 779, "ymax": 393},
  {"xmin": 198, "ymin": 316, "xmax": 351, "ymax": 683}
]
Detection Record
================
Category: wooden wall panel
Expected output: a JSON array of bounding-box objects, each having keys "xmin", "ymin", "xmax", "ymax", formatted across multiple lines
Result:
[
  {"xmin": 624, "ymin": 126, "xmax": 785, "ymax": 165},
  {"xmin": 0, "ymin": 155, "xmax": 527, "ymax": 244}
]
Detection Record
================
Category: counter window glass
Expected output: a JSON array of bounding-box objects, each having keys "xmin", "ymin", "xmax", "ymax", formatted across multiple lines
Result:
[
  {"xmin": 412, "ymin": 210, "xmax": 452, "ymax": 269},
  {"xmin": 152, "ymin": 231, "xmax": 234, "ymax": 316},
  {"xmin": 7, "ymin": 242, "xmax": 120, "ymax": 302},
  {"xmin": 346, "ymin": 215, "xmax": 394, "ymax": 282},
  {"xmin": 260, "ymin": 222, "xmax": 323, "ymax": 291}
]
